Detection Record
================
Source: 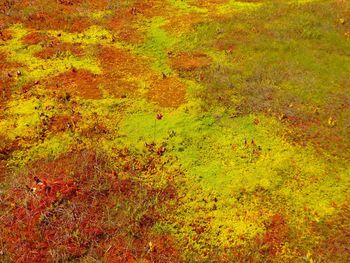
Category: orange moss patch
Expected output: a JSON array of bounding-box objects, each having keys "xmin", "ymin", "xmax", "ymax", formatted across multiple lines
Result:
[
  {"xmin": 133, "ymin": 0, "xmax": 169, "ymax": 18},
  {"xmin": 118, "ymin": 25, "xmax": 145, "ymax": 44},
  {"xmin": 147, "ymin": 77, "xmax": 187, "ymax": 107},
  {"xmin": 46, "ymin": 69, "xmax": 101, "ymax": 99},
  {"xmin": 170, "ymin": 52, "xmax": 212, "ymax": 71},
  {"xmin": 107, "ymin": 11, "xmax": 145, "ymax": 45},
  {"xmin": 97, "ymin": 46, "xmax": 152, "ymax": 98},
  {"xmin": 34, "ymin": 42, "xmax": 85, "ymax": 59},
  {"xmin": 85, "ymin": 0, "xmax": 109, "ymax": 11},
  {"xmin": 0, "ymin": 160, "xmax": 7, "ymax": 182},
  {"xmin": 25, "ymin": 12, "xmax": 91, "ymax": 33},
  {"xmin": 21, "ymin": 31, "xmax": 57, "ymax": 45},
  {"xmin": 0, "ymin": 29, "xmax": 12, "ymax": 41},
  {"xmin": 258, "ymin": 214, "xmax": 289, "ymax": 256},
  {"xmin": 164, "ymin": 14, "xmax": 203, "ymax": 34},
  {"xmin": 48, "ymin": 114, "xmax": 81, "ymax": 133},
  {"xmin": 99, "ymin": 46, "xmax": 148, "ymax": 75},
  {"xmin": 101, "ymin": 76, "xmax": 140, "ymax": 99},
  {"xmin": 214, "ymin": 40, "xmax": 236, "ymax": 53}
]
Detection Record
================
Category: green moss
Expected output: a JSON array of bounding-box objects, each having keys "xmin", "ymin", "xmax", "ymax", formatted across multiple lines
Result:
[
  {"xmin": 119, "ymin": 97, "xmax": 350, "ymax": 257},
  {"xmin": 134, "ymin": 17, "xmax": 177, "ymax": 74}
]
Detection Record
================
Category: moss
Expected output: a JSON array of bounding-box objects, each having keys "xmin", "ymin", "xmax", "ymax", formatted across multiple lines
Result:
[
  {"xmin": 134, "ymin": 17, "xmax": 177, "ymax": 74},
  {"xmin": 217, "ymin": 0, "xmax": 263, "ymax": 15},
  {"xmin": 0, "ymin": 97, "xmax": 43, "ymax": 140},
  {"xmin": 1, "ymin": 0, "xmax": 350, "ymax": 261},
  {"xmin": 48, "ymin": 25, "xmax": 113, "ymax": 45},
  {"xmin": 0, "ymin": 24, "xmax": 101, "ymax": 87},
  {"xmin": 9, "ymin": 133, "xmax": 74, "ymax": 167},
  {"xmin": 168, "ymin": 0, "xmax": 208, "ymax": 13},
  {"xmin": 119, "ymin": 98, "xmax": 350, "ymax": 257}
]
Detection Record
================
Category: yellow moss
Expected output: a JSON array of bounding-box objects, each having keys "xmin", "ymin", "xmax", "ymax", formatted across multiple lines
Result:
[
  {"xmin": 0, "ymin": 24, "xmax": 101, "ymax": 85},
  {"xmin": 216, "ymin": 0, "xmax": 263, "ymax": 14},
  {"xmin": 9, "ymin": 133, "xmax": 74, "ymax": 166},
  {"xmin": 48, "ymin": 25, "xmax": 113, "ymax": 45},
  {"xmin": 0, "ymin": 97, "xmax": 41, "ymax": 140}
]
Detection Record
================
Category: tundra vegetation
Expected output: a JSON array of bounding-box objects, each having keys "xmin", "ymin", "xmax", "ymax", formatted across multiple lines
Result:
[{"xmin": 0, "ymin": 0, "xmax": 349, "ymax": 262}]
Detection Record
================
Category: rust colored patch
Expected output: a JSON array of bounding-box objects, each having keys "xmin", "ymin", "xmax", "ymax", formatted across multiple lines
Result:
[
  {"xmin": 0, "ymin": 160, "xmax": 7, "ymax": 182},
  {"xmin": 214, "ymin": 40, "xmax": 236, "ymax": 53},
  {"xmin": 48, "ymin": 114, "xmax": 81, "ymax": 133},
  {"xmin": 147, "ymin": 77, "xmax": 187, "ymax": 108},
  {"xmin": 85, "ymin": 0, "xmax": 109, "ymax": 11},
  {"xmin": 171, "ymin": 52, "xmax": 212, "ymax": 71},
  {"xmin": 0, "ymin": 149, "xmax": 181, "ymax": 262},
  {"xmin": 34, "ymin": 42, "xmax": 85, "ymax": 59},
  {"xmin": 107, "ymin": 13, "xmax": 144, "ymax": 44},
  {"xmin": 118, "ymin": 25, "xmax": 145, "ymax": 44},
  {"xmin": 98, "ymin": 46, "xmax": 151, "ymax": 98},
  {"xmin": 46, "ymin": 69, "xmax": 101, "ymax": 99},
  {"xmin": 21, "ymin": 31, "xmax": 57, "ymax": 45},
  {"xmin": 132, "ymin": 0, "xmax": 169, "ymax": 18},
  {"xmin": 25, "ymin": 12, "xmax": 91, "ymax": 33},
  {"xmin": 100, "ymin": 75, "xmax": 139, "ymax": 99},
  {"xmin": 164, "ymin": 14, "xmax": 202, "ymax": 34},
  {"xmin": 260, "ymin": 214, "xmax": 289, "ymax": 256},
  {"xmin": 108, "ymin": 11, "xmax": 134, "ymax": 31},
  {"xmin": 99, "ymin": 46, "xmax": 148, "ymax": 75},
  {"xmin": 0, "ymin": 29, "xmax": 12, "ymax": 41}
]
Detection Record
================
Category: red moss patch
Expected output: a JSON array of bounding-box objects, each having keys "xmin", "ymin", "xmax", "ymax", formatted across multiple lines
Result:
[
  {"xmin": 0, "ymin": 29, "xmax": 12, "ymax": 41},
  {"xmin": 131, "ymin": 0, "xmax": 172, "ymax": 18},
  {"xmin": 21, "ymin": 31, "xmax": 57, "ymax": 45},
  {"xmin": 108, "ymin": 15, "xmax": 145, "ymax": 44},
  {"xmin": 0, "ymin": 150, "xmax": 181, "ymax": 262},
  {"xmin": 34, "ymin": 42, "xmax": 85, "ymax": 59},
  {"xmin": 46, "ymin": 69, "xmax": 101, "ymax": 99},
  {"xmin": 85, "ymin": 0, "xmax": 109, "ymax": 11},
  {"xmin": 98, "ymin": 46, "xmax": 151, "ymax": 98},
  {"xmin": 118, "ymin": 25, "xmax": 145, "ymax": 44},
  {"xmin": 48, "ymin": 114, "xmax": 81, "ymax": 133},
  {"xmin": 99, "ymin": 46, "xmax": 148, "ymax": 75},
  {"xmin": 170, "ymin": 52, "xmax": 212, "ymax": 71},
  {"xmin": 259, "ymin": 214, "xmax": 289, "ymax": 256},
  {"xmin": 147, "ymin": 77, "xmax": 187, "ymax": 108},
  {"xmin": 25, "ymin": 12, "xmax": 91, "ymax": 33}
]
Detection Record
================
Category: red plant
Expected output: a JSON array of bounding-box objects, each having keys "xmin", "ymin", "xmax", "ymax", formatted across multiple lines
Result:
[{"xmin": 0, "ymin": 150, "xmax": 180, "ymax": 262}]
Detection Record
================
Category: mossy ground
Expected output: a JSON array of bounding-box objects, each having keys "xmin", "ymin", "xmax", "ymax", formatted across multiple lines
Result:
[{"xmin": 0, "ymin": 0, "xmax": 349, "ymax": 262}]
